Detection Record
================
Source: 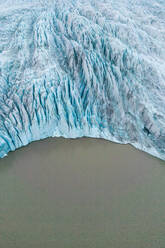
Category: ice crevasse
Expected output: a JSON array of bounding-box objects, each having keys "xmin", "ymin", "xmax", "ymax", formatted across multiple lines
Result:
[{"xmin": 0, "ymin": 0, "xmax": 165, "ymax": 159}]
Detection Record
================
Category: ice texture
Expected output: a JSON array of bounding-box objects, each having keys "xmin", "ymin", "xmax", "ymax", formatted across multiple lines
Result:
[{"xmin": 0, "ymin": 0, "xmax": 165, "ymax": 159}]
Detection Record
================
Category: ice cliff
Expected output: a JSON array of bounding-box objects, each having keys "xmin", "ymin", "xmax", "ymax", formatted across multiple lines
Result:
[{"xmin": 0, "ymin": 0, "xmax": 165, "ymax": 159}]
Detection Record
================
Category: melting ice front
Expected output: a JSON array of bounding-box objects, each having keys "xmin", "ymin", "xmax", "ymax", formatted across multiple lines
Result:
[{"xmin": 0, "ymin": 0, "xmax": 165, "ymax": 159}]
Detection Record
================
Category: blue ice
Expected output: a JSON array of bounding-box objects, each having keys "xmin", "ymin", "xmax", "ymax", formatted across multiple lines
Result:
[{"xmin": 0, "ymin": 0, "xmax": 165, "ymax": 159}]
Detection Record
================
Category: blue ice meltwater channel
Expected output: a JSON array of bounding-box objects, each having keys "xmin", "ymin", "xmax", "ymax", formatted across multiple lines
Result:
[{"xmin": 0, "ymin": 0, "xmax": 165, "ymax": 159}]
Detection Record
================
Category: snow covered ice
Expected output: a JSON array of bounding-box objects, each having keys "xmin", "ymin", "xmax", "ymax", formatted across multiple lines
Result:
[{"xmin": 0, "ymin": 0, "xmax": 165, "ymax": 159}]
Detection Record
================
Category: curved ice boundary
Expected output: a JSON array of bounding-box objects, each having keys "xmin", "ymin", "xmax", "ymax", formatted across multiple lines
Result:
[{"xmin": 0, "ymin": 0, "xmax": 165, "ymax": 159}]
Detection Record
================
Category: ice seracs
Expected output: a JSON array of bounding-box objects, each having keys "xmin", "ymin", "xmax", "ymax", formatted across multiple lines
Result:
[{"xmin": 0, "ymin": 0, "xmax": 165, "ymax": 159}]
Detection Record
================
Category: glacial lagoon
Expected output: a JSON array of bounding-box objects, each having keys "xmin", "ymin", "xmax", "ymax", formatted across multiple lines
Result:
[{"xmin": 0, "ymin": 137, "xmax": 165, "ymax": 248}]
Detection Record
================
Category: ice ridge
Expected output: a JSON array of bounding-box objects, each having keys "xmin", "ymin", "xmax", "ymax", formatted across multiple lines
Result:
[{"xmin": 0, "ymin": 0, "xmax": 165, "ymax": 159}]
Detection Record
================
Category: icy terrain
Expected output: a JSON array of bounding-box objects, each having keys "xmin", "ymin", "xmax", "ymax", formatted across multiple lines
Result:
[{"xmin": 0, "ymin": 0, "xmax": 165, "ymax": 159}]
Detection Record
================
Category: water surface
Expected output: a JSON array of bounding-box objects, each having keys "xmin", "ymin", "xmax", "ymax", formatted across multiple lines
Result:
[{"xmin": 0, "ymin": 138, "xmax": 165, "ymax": 248}]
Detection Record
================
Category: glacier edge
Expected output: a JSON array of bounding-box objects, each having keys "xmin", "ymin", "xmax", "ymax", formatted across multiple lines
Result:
[{"xmin": 0, "ymin": 0, "xmax": 165, "ymax": 160}]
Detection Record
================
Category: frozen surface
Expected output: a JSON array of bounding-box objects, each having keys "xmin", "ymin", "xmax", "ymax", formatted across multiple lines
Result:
[{"xmin": 0, "ymin": 0, "xmax": 165, "ymax": 159}]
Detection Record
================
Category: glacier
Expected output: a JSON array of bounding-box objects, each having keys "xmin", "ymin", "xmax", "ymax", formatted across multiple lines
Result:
[{"xmin": 0, "ymin": 0, "xmax": 165, "ymax": 159}]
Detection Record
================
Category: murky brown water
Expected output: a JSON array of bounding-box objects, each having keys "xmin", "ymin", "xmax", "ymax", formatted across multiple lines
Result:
[{"xmin": 0, "ymin": 137, "xmax": 165, "ymax": 248}]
